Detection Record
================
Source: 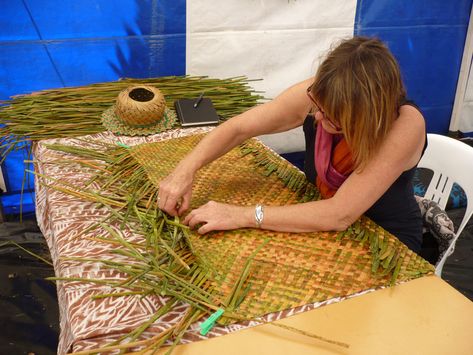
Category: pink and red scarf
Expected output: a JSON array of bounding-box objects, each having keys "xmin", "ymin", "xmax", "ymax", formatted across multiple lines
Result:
[{"xmin": 314, "ymin": 122, "xmax": 354, "ymax": 198}]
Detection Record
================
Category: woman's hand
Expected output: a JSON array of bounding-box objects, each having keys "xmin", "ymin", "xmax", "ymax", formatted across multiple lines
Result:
[
  {"xmin": 183, "ymin": 201, "xmax": 252, "ymax": 234},
  {"xmin": 158, "ymin": 166, "xmax": 195, "ymax": 216}
]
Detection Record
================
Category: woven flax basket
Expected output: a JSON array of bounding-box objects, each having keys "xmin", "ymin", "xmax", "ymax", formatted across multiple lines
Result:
[{"xmin": 115, "ymin": 85, "xmax": 166, "ymax": 126}]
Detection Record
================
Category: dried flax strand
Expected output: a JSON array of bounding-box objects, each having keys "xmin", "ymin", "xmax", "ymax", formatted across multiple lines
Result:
[{"xmin": 269, "ymin": 322, "xmax": 350, "ymax": 349}]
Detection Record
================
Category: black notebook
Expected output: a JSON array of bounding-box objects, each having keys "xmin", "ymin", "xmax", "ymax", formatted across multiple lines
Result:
[{"xmin": 174, "ymin": 97, "xmax": 220, "ymax": 127}]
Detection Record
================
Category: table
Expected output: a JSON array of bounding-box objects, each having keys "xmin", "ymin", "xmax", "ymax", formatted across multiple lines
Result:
[
  {"xmin": 33, "ymin": 129, "xmax": 467, "ymax": 354},
  {"xmin": 35, "ymin": 128, "xmax": 351, "ymax": 353},
  {"xmin": 162, "ymin": 276, "xmax": 473, "ymax": 355}
]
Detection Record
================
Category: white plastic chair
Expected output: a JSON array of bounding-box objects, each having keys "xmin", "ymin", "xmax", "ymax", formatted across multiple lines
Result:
[{"xmin": 417, "ymin": 133, "xmax": 473, "ymax": 277}]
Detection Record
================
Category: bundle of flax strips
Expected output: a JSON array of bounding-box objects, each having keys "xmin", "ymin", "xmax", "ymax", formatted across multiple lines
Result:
[
  {"xmin": 37, "ymin": 131, "xmax": 434, "ymax": 354},
  {"xmin": 0, "ymin": 75, "xmax": 263, "ymax": 161}
]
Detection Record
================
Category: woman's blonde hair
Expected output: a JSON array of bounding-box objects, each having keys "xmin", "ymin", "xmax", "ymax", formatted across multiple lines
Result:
[{"xmin": 311, "ymin": 36, "xmax": 406, "ymax": 170}]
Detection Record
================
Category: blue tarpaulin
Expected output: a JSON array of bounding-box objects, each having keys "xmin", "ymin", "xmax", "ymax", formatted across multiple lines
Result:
[
  {"xmin": 0, "ymin": 0, "xmax": 471, "ymax": 215},
  {"xmin": 0, "ymin": 0, "xmax": 186, "ymax": 214}
]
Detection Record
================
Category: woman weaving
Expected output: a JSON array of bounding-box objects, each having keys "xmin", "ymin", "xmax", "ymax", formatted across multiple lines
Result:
[{"xmin": 158, "ymin": 36, "xmax": 426, "ymax": 254}]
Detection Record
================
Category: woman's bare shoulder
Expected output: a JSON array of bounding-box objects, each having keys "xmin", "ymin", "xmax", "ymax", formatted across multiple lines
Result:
[
  {"xmin": 398, "ymin": 103, "xmax": 425, "ymax": 129},
  {"xmin": 389, "ymin": 103, "xmax": 426, "ymax": 168}
]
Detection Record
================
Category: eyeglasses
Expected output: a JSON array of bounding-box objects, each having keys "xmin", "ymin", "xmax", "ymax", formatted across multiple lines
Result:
[{"xmin": 306, "ymin": 84, "xmax": 342, "ymax": 132}]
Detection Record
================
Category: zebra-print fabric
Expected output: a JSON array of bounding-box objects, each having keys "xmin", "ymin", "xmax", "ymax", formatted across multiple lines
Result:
[{"xmin": 415, "ymin": 196, "xmax": 455, "ymax": 264}]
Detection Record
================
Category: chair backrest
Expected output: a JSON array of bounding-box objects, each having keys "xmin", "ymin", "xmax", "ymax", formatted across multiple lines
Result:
[{"xmin": 417, "ymin": 134, "xmax": 473, "ymax": 276}]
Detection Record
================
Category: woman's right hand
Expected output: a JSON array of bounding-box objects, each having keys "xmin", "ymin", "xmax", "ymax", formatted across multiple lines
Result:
[{"xmin": 158, "ymin": 165, "xmax": 195, "ymax": 216}]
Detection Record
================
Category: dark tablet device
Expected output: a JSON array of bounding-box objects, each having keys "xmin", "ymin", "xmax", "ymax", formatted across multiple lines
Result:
[{"xmin": 174, "ymin": 97, "xmax": 220, "ymax": 127}]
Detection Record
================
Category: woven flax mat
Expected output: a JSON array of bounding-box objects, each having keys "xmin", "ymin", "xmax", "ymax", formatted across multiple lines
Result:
[{"xmin": 129, "ymin": 134, "xmax": 434, "ymax": 322}]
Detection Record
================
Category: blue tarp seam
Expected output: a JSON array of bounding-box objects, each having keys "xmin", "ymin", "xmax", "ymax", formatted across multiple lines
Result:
[{"xmin": 22, "ymin": 0, "xmax": 66, "ymax": 86}]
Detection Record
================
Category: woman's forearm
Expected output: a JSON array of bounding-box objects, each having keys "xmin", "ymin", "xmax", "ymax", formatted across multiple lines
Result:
[
  {"xmin": 176, "ymin": 79, "xmax": 313, "ymax": 175},
  {"xmin": 185, "ymin": 199, "xmax": 355, "ymax": 235},
  {"xmin": 251, "ymin": 200, "xmax": 353, "ymax": 232}
]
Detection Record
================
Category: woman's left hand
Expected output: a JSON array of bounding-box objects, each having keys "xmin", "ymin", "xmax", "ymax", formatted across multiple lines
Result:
[{"xmin": 183, "ymin": 201, "xmax": 252, "ymax": 234}]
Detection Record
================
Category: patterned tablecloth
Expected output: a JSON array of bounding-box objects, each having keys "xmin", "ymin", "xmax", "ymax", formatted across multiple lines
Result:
[{"xmin": 34, "ymin": 128, "xmax": 375, "ymax": 354}]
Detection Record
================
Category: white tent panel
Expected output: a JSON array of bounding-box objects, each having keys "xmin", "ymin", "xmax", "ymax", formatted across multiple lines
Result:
[
  {"xmin": 450, "ymin": 5, "xmax": 473, "ymax": 135},
  {"xmin": 186, "ymin": 0, "xmax": 357, "ymax": 153},
  {"xmin": 459, "ymin": 58, "xmax": 473, "ymax": 133},
  {"xmin": 188, "ymin": 0, "xmax": 356, "ymax": 32}
]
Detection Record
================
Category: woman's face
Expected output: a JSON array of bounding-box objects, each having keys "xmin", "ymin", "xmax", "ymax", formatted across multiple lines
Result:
[
  {"xmin": 314, "ymin": 109, "xmax": 342, "ymax": 134},
  {"xmin": 306, "ymin": 84, "xmax": 342, "ymax": 134}
]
